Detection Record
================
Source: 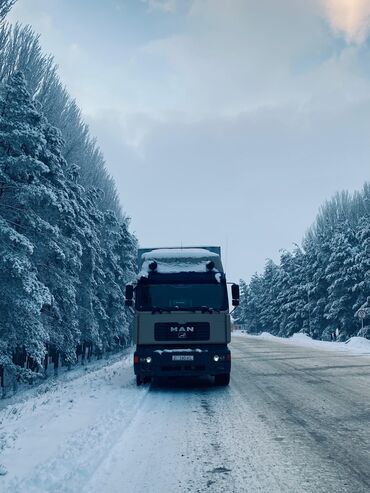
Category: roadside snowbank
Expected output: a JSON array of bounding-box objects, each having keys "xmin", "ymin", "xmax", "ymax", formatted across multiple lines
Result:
[
  {"xmin": 233, "ymin": 331, "xmax": 370, "ymax": 356},
  {"xmin": 0, "ymin": 349, "xmax": 131, "ymax": 409},
  {"xmin": 0, "ymin": 351, "xmax": 141, "ymax": 492}
]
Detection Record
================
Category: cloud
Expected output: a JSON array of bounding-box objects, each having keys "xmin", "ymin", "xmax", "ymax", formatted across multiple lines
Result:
[
  {"xmin": 8, "ymin": 0, "xmax": 370, "ymax": 280},
  {"xmin": 7, "ymin": 0, "xmax": 56, "ymax": 33},
  {"xmin": 322, "ymin": 0, "xmax": 370, "ymax": 43},
  {"xmin": 140, "ymin": 0, "xmax": 370, "ymax": 116},
  {"xmin": 142, "ymin": 0, "xmax": 178, "ymax": 13},
  {"xmin": 88, "ymin": 97, "xmax": 370, "ymax": 280}
]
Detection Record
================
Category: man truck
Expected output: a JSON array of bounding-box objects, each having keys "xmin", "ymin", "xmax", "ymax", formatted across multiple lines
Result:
[{"xmin": 125, "ymin": 246, "xmax": 239, "ymax": 386}]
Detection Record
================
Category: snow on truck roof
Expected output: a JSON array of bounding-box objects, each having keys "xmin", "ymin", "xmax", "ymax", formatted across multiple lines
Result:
[
  {"xmin": 142, "ymin": 248, "xmax": 219, "ymax": 260},
  {"xmin": 138, "ymin": 247, "xmax": 224, "ymax": 277}
]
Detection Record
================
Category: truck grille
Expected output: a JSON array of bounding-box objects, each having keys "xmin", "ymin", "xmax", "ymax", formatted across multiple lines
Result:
[{"xmin": 154, "ymin": 322, "xmax": 210, "ymax": 341}]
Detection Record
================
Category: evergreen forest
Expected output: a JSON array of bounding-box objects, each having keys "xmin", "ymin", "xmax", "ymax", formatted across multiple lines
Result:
[
  {"xmin": 236, "ymin": 186, "xmax": 370, "ymax": 341},
  {"xmin": 0, "ymin": 0, "xmax": 137, "ymax": 386}
]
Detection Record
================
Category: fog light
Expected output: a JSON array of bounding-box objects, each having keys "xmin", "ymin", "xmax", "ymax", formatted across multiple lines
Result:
[
  {"xmin": 146, "ymin": 356, "xmax": 152, "ymax": 364},
  {"xmin": 213, "ymin": 355, "xmax": 220, "ymax": 362}
]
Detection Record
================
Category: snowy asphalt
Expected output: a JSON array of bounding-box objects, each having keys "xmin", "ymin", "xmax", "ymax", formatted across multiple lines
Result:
[{"xmin": 2, "ymin": 335, "xmax": 370, "ymax": 492}]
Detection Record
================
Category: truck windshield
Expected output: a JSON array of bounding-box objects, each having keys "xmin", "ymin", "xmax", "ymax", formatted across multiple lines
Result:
[{"xmin": 136, "ymin": 284, "xmax": 228, "ymax": 311}]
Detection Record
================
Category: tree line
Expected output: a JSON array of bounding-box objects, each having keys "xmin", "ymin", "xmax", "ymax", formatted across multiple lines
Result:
[
  {"xmin": 0, "ymin": 0, "xmax": 137, "ymax": 386},
  {"xmin": 236, "ymin": 185, "xmax": 370, "ymax": 341}
]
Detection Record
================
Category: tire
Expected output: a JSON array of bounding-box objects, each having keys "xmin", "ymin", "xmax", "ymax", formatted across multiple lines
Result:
[
  {"xmin": 136, "ymin": 375, "xmax": 142, "ymax": 386},
  {"xmin": 143, "ymin": 376, "xmax": 152, "ymax": 384},
  {"xmin": 215, "ymin": 373, "xmax": 230, "ymax": 386}
]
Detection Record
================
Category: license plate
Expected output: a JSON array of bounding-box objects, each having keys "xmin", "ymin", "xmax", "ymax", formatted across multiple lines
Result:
[{"xmin": 172, "ymin": 355, "xmax": 194, "ymax": 361}]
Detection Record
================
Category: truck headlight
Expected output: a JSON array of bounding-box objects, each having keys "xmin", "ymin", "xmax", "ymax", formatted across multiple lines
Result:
[
  {"xmin": 213, "ymin": 355, "xmax": 220, "ymax": 362},
  {"xmin": 146, "ymin": 356, "xmax": 152, "ymax": 364}
]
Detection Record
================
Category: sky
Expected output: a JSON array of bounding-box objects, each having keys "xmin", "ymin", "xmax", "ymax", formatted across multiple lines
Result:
[{"xmin": 7, "ymin": 0, "xmax": 370, "ymax": 281}]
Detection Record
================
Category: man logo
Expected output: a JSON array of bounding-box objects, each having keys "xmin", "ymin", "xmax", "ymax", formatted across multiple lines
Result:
[
  {"xmin": 170, "ymin": 326, "xmax": 195, "ymax": 339},
  {"xmin": 170, "ymin": 326, "xmax": 195, "ymax": 332}
]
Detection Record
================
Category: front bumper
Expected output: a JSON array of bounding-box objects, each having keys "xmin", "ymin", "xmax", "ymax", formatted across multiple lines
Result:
[{"xmin": 134, "ymin": 346, "xmax": 231, "ymax": 377}]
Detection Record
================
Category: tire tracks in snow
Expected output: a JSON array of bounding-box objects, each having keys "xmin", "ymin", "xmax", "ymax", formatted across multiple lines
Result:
[{"xmin": 2, "ymin": 357, "xmax": 150, "ymax": 493}]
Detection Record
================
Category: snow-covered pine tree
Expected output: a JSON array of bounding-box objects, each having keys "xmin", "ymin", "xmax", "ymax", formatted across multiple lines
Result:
[
  {"xmin": 0, "ymin": 0, "xmax": 15, "ymax": 22},
  {"xmin": 256, "ymin": 259, "xmax": 281, "ymax": 335},
  {"xmin": 0, "ymin": 1, "xmax": 138, "ymax": 384},
  {"xmin": 0, "ymin": 71, "xmax": 137, "ymax": 375},
  {"xmin": 241, "ymin": 274, "xmax": 266, "ymax": 334},
  {"xmin": 238, "ymin": 185, "xmax": 370, "ymax": 341},
  {"xmin": 0, "ymin": 71, "xmax": 54, "ymax": 372},
  {"xmin": 354, "ymin": 216, "xmax": 370, "ymax": 310},
  {"xmin": 0, "ymin": 217, "xmax": 51, "ymax": 375},
  {"xmin": 63, "ymin": 182, "xmax": 103, "ymax": 357},
  {"xmin": 324, "ymin": 226, "xmax": 360, "ymax": 339},
  {"xmin": 352, "ymin": 184, "xmax": 370, "ymax": 324},
  {"xmin": 0, "ymin": 24, "xmax": 122, "ymax": 217},
  {"xmin": 275, "ymin": 249, "xmax": 307, "ymax": 337},
  {"xmin": 35, "ymin": 118, "xmax": 84, "ymax": 365}
]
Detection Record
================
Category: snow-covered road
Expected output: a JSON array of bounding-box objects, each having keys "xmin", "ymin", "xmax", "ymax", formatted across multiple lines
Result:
[{"xmin": 2, "ymin": 335, "xmax": 370, "ymax": 492}]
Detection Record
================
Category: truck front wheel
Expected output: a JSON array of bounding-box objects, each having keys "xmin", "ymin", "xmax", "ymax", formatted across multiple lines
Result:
[
  {"xmin": 136, "ymin": 375, "xmax": 142, "ymax": 386},
  {"xmin": 215, "ymin": 373, "xmax": 230, "ymax": 386}
]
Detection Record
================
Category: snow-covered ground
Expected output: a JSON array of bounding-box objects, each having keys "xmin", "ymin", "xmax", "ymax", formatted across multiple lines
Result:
[
  {"xmin": 233, "ymin": 330, "xmax": 370, "ymax": 356},
  {"xmin": 0, "ymin": 351, "xmax": 140, "ymax": 492},
  {"xmin": 2, "ymin": 335, "xmax": 370, "ymax": 492},
  {"xmin": 0, "ymin": 349, "xmax": 237, "ymax": 493}
]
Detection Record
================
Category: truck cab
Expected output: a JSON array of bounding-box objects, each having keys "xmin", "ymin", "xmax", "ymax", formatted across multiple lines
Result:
[{"xmin": 125, "ymin": 247, "xmax": 239, "ymax": 386}]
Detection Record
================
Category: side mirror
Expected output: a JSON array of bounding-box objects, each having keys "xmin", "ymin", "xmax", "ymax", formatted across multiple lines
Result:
[
  {"xmin": 231, "ymin": 283, "xmax": 240, "ymax": 307},
  {"xmin": 125, "ymin": 285, "xmax": 134, "ymax": 307}
]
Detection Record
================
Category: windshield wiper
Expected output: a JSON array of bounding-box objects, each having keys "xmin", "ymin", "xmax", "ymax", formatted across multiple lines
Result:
[
  {"xmin": 151, "ymin": 307, "xmax": 174, "ymax": 314},
  {"xmin": 187, "ymin": 306, "xmax": 214, "ymax": 313},
  {"xmin": 150, "ymin": 306, "xmax": 219, "ymax": 313}
]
